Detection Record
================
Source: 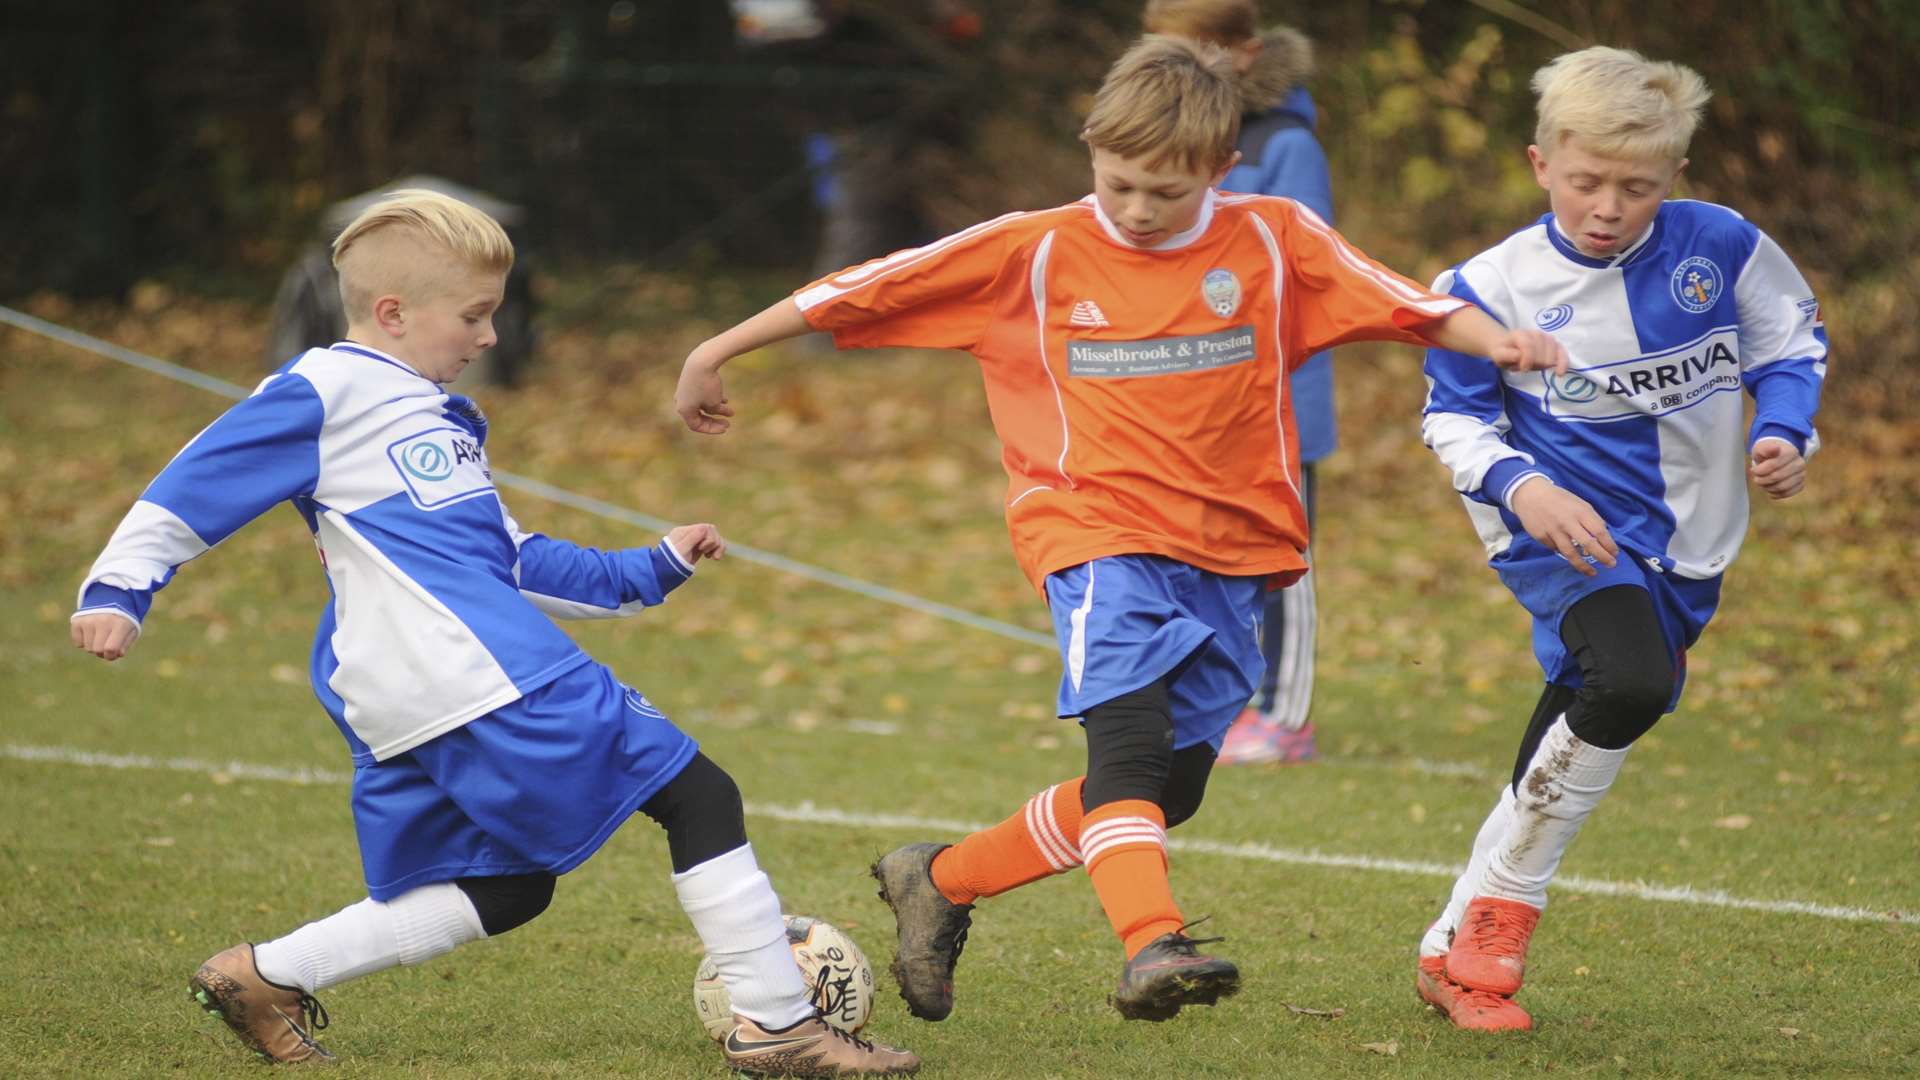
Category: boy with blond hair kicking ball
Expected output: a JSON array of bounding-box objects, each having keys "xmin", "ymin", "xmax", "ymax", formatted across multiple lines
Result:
[
  {"xmin": 70, "ymin": 190, "xmax": 918, "ymax": 1075},
  {"xmin": 1416, "ymin": 47, "xmax": 1826, "ymax": 1031},
  {"xmin": 675, "ymin": 37, "xmax": 1570, "ymax": 1023}
]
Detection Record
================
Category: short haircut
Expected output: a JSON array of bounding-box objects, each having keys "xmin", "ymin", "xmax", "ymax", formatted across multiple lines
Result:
[
  {"xmin": 1532, "ymin": 46, "xmax": 1710, "ymax": 164},
  {"xmin": 1141, "ymin": 0, "xmax": 1257, "ymax": 45},
  {"xmin": 331, "ymin": 188, "xmax": 514, "ymax": 320},
  {"xmin": 1082, "ymin": 35, "xmax": 1241, "ymax": 173}
]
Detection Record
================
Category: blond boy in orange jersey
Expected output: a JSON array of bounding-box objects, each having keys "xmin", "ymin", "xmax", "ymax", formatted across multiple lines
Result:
[{"xmin": 676, "ymin": 37, "xmax": 1570, "ymax": 1023}]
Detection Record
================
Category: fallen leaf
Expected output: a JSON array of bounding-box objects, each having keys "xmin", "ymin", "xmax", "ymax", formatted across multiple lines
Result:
[
  {"xmin": 1778, "ymin": 1027, "xmax": 1801, "ymax": 1039},
  {"xmin": 1361, "ymin": 1040, "xmax": 1399, "ymax": 1056},
  {"xmin": 1574, "ymin": 965, "xmax": 1591, "ymax": 976},
  {"xmin": 144, "ymin": 836, "xmax": 176, "ymax": 847},
  {"xmin": 1714, "ymin": 814, "xmax": 1754, "ymax": 830},
  {"xmin": 1284, "ymin": 1003, "xmax": 1346, "ymax": 1019}
]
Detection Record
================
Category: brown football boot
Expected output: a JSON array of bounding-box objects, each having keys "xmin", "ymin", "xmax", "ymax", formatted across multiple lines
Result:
[
  {"xmin": 721, "ymin": 1014, "xmax": 919, "ymax": 1077},
  {"xmin": 188, "ymin": 943, "xmax": 334, "ymax": 1064}
]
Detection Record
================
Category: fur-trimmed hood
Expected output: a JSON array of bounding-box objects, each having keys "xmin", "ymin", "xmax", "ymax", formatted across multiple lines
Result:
[{"xmin": 1238, "ymin": 25, "xmax": 1314, "ymax": 114}]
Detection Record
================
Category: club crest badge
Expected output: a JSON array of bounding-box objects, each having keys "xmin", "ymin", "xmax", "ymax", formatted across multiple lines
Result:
[
  {"xmin": 1669, "ymin": 256, "xmax": 1723, "ymax": 314},
  {"xmin": 1201, "ymin": 268, "xmax": 1242, "ymax": 318}
]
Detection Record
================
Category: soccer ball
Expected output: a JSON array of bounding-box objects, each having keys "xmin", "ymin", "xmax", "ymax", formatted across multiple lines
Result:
[{"xmin": 692, "ymin": 914, "xmax": 877, "ymax": 1042}]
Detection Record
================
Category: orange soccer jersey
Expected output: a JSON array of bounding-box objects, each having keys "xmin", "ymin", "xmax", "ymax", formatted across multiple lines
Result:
[{"xmin": 794, "ymin": 191, "xmax": 1468, "ymax": 591}]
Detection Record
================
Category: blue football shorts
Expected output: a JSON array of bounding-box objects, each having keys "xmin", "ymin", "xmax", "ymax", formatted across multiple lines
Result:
[
  {"xmin": 1491, "ymin": 535, "xmax": 1723, "ymax": 711},
  {"xmin": 1044, "ymin": 554, "xmax": 1267, "ymax": 751},
  {"xmin": 351, "ymin": 660, "xmax": 698, "ymax": 901}
]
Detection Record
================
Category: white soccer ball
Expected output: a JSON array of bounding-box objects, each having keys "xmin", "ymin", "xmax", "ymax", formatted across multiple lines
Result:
[{"xmin": 693, "ymin": 914, "xmax": 877, "ymax": 1042}]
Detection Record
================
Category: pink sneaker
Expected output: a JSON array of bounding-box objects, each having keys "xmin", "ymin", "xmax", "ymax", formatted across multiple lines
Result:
[
  {"xmin": 1218, "ymin": 708, "xmax": 1280, "ymax": 765},
  {"xmin": 1218, "ymin": 710, "xmax": 1318, "ymax": 765},
  {"xmin": 1270, "ymin": 721, "xmax": 1319, "ymax": 763}
]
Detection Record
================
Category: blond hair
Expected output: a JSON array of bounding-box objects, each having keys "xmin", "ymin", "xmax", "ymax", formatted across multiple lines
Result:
[
  {"xmin": 1532, "ymin": 46, "xmax": 1711, "ymax": 164},
  {"xmin": 331, "ymin": 188, "xmax": 514, "ymax": 320},
  {"xmin": 1141, "ymin": 0, "xmax": 1257, "ymax": 45},
  {"xmin": 1082, "ymin": 35, "xmax": 1241, "ymax": 172}
]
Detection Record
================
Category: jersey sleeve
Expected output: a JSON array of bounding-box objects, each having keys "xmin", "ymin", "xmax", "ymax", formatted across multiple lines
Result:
[
  {"xmin": 1420, "ymin": 264, "xmax": 1549, "ymax": 509},
  {"xmin": 1269, "ymin": 201, "xmax": 1469, "ymax": 357},
  {"xmin": 791, "ymin": 211, "xmax": 1026, "ymax": 352},
  {"xmin": 75, "ymin": 373, "xmax": 325, "ymax": 627},
  {"xmin": 1734, "ymin": 229, "xmax": 1827, "ymax": 456},
  {"xmin": 501, "ymin": 504, "xmax": 694, "ymax": 619}
]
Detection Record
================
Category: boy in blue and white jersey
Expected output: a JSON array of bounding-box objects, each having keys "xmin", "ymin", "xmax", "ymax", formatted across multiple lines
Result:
[
  {"xmin": 69, "ymin": 190, "xmax": 917, "ymax": 1075},
  {"xmin": 1412, "ymin": 47, "xmax": 1825, "ymax": 1032}
]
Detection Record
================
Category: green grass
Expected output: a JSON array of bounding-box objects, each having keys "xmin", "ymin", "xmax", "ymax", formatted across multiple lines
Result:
[{"xmin": 2, "ymin": 296, "xmax": 1916, "ymax": 1077}]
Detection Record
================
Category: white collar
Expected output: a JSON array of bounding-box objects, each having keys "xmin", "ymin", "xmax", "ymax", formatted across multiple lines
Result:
[
  {"xmin": 1089, "ymin": 189, "xmax": 1218, "ymax": 252},
  {"xmin": 1548, "ymin": 214, "xmax": 1657, "ymax": 269}
]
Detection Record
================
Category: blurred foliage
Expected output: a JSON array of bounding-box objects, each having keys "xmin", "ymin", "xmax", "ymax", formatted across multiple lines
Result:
[{"xmin": 1, "ymin": 0, "xmax": 1913, "ymax": 388}]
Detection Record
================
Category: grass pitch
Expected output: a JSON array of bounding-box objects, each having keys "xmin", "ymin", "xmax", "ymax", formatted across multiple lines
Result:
[{"xmin": 2, "ymin": 292, "xmax": 1915, "ymax": 1077}]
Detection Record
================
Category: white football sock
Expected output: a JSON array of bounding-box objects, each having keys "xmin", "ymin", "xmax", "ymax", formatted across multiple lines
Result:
[
  {"xmin": 1420, "ymin": 782, "xmax": 1515, "ymax": 958},
  {"xmin": 252, "ymin": 882, "xmax": 485, "ymax": 993},
  {"xmin": 673, "ymin": 843, "xmax": 814, "ymax": 1030},
  {"xmin": 1479, "ymin": 716, "xmax": 1628, "ymax": 910}
]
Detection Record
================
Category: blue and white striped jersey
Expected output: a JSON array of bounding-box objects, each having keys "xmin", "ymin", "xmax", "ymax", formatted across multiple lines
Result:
[
  {"xmin": 1422, "ymin": 200, "xmax": 1826, "ymax": 579},
  {"xmin": 76, "ymin": 343, "xmax": 695, "ymax": 765}
]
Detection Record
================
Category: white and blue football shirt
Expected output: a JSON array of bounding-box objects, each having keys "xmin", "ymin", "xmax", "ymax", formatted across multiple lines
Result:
[
  {"xmin": 1422, "ymin": 200, "xmax": 1827, "ymax": 580},
  {"xmin": 76, "ymin": 343, "xmax": 696, "ymax": 765}
]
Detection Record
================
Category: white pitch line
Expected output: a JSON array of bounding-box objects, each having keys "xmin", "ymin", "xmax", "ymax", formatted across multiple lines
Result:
[{"xmin": 5, "ymin": 743, "xmax": 1908, "ymax": 925}]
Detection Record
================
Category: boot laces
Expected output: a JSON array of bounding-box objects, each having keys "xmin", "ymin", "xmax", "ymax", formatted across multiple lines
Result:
[
  {"xmin": 814, "ymin": 1015, "xmax": 877, "ymax": 1052},
  {"xmin": 1466, "ymin": 904, "xmax": 1531, "ymax": 956},
  {"xmin": 1164, "ymin": 916, "xmax": 1226, "ymax": 954},
  {"xmin": 297, "ymin": 993, "xmax": 330, "ymax": 1032},
  {"xmin": 932, "ymin": 906, "xmax": 972, "ymax": 972}
]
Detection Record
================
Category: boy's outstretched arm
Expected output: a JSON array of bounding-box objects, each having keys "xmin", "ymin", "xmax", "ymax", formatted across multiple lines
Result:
[
  {"xmin": 676, "ymin": 298, "xmax": 813, "ymax": 434},
  {"xmin": 506, "ymin": 505, "xmax": 726, "ymax": 620},
  {"xmin": 1425, "ymin": 306, "xmax": 1571, "ymax": 375},
  {"xmin": 72, "ymin": 373, "xmax": 325, "ymax": 662}
]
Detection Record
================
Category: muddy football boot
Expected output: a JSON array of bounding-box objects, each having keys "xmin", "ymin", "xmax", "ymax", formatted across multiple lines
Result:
[
  {"xmin": 188, "ymin": 943, "xmax": 334, "ymax": 1064},
  {"xmin": 870, "ymin": 843, "xmax": 973, "ymax": 1021},
  {"xmin": 1446, "ymin": 896, "xmax": 1542, "ymax": 996},
  {"xmin": 1109, "ymin": 931, "xmax": 1241, "ymax": 1022},
  {"xmin": 722, "ymin": 1014, "xmax": 919, "ymax": 1076}
]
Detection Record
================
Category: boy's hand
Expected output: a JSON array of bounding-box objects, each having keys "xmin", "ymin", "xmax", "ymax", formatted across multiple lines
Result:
[
  {"xmin": 1509, "ymin": 478, "xmax": 1618, "ymax": 577},
  {"xmin": 666, "ymin": 523, "xmax": 727, "ymax": 564},
  {"xmin": 1489, "ymin": 328, "xmax": 1571, "ymax": 375},
  {"xmin": 1749, "ymin": 438, "xmax": 1806, "ymax": 499},
  {"xmin": 71, "ymin": 612, "xmax": 140, "ymax": 661},
  {"xmin": 675, "ymin": 351, "xmax": 736, "ymax": 434}
]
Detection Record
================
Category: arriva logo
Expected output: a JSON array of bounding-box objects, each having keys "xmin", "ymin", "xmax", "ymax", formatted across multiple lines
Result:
[
  {"xmin": 1546, "ymin": 372, "xmax": 1600, "ymax": 402},
  {"xmin": 400, "ymin": 440, "xmax": 454, "ymax": 481},
  {"xmin": 1535, "ymin": 304, "xmax": 1574, "ymax": 332}
]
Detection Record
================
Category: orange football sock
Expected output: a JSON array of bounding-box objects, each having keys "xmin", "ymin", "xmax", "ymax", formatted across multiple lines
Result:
[
  {"xmin": 1081, "ymin": 799, "xmax": 1182, "ymax": 959},
  {"xmin": 930, "ymin": 778, "xmax": 1085, "ymax": 905}
]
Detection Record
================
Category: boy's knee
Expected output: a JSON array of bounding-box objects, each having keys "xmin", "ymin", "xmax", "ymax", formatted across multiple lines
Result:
[
  {"xmin": 640, "ymin": 753, "xmax": 749, "ymax": 873},
  {"xmin": 1567, "ymin": 665, "xmax": 1673, "ymax": 749},
  {"xmin": 1082, "ymin": 682, "xmax": 1174, "ymax": 810},
  {"xmin": 1158, "ymin": 743, "xmax": 1216, "ymax": 829},
  {"xmin": 455, "ymin": 873, "xmax": 556, "ymax": 937}
]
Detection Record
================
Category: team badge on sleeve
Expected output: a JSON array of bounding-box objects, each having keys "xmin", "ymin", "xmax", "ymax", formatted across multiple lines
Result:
[
  {"xmin": 1201, "ymin": 268, "xmax": 1242, "ymax": 318},
  {"xmin": 1669, "ymin": 257, "xmax": 1723, "ymax": 313}
]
